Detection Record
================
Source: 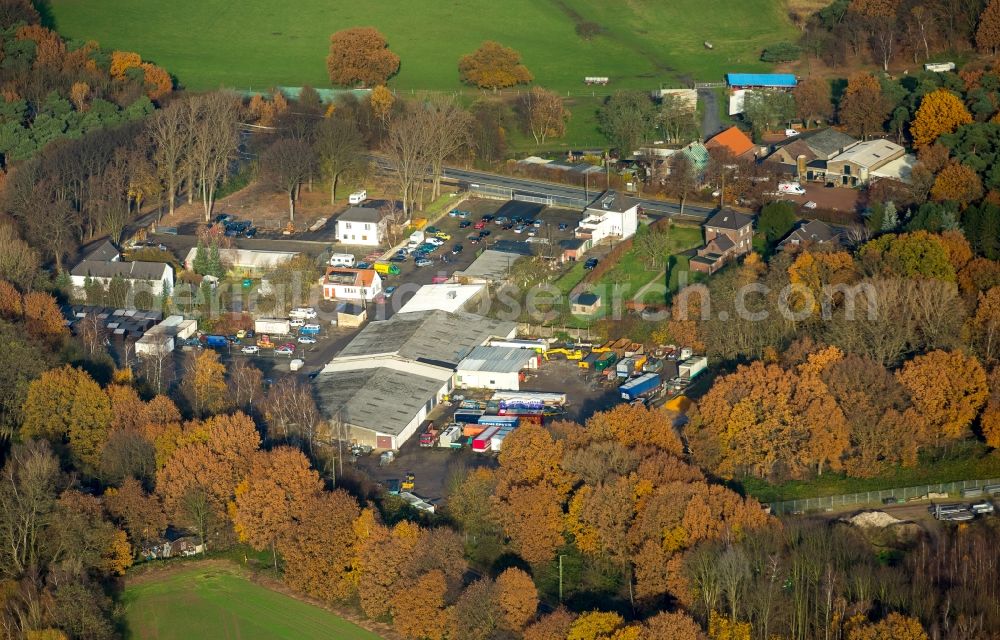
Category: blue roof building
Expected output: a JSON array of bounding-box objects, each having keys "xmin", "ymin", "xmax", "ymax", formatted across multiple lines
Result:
[{"xmin": 726, "ymin": 73, "xmax": 798, "ymax": 88}]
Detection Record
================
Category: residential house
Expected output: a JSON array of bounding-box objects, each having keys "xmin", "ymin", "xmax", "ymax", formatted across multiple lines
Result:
[
  {"xmin": 335, "ymin": 206, "xmax": 387, "ymax": 246},
  {"xmin": 690, "ymin": 209, "xmax": 754, "ymax": 275},
  {"xmin": 826, "ymin": 139, "xmax": 906, "ymax": 187},
  {"xmin": 574, "ymin": 190, "xmax": 639, "ymax": 244},
  {"xmin": 321, "ymin": 267, "xmax": 382, "ymax": 302},
  {"xmin": 705, "ymin": 126, "xmax": 757, "ymax": 161},
  {"xmin": 777, "ymin": 219, "xmax": 846, "ymax": 252},
  {"xmin": 83, "ymin": 240, "xmax": 121, "ymax": 262}
]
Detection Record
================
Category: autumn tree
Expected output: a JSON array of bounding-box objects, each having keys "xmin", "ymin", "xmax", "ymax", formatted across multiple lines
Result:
[
  {"xmin": 495, "ymin": 567, "xmax": 538, "ymax": 631},
  {"xmin": 459, "ymin": 41, "xmax": 533, "ymax": 91},
  {"xmin": 179, "ymin": 349, "xmax": 230, "ymax": 417},
  {"xmin": 109, "ymin": 51, "xmax": 141, "ymax": 79},
  {"xmin": 858, "ymin": 230, "xmax": 956, "ymax": 281},
  {"xmin": 278, "ymin": 489, "xmax": 361, "ymax": 602},
  {"xmin": 233, "ymin": 447, "xmax": 322, "ymax": 567},
  {"xmin": 524, "ymin": 609, "xmax": 577, "ymax": 640},
  {"xmin": 103, "ymin": 477, "xmax": 166, "ymax": 548},
  {"xmin": 794, "ymin": 76, "xmax": 832, "ymax": 127},
  {"xmin": 0, "ymin": 224, "xmax": 40, "ymax": 290},
  {"xmin": 21, "ymin": 365, "xmax": 111, "ymax": 472},
  {"xmin": 157, "ymin": 413, "xmax": 261, "ymax": 547},
  {"xmin": 897, "ymin": 349, "xmax": 988, "ymax": 444},
  {"xmin": 369, "ymin": 85, "xmax": 395, "ymax": 129},
  {"xmin": 838, "ymin": 73, "xmax": 889, "ymax": 139},
  {"xmin": 930, "ymin": 162, "xmax": 983, "ymax": 204},
  {"xmin": 910, "ymin": 89, "xmax": 973, "ymax": 147},
  {"xmin": 22, "ymin": 292, "xmax": 67, "ymax": 345},
  {"xmin": 848, "ymin": 613, "xmax": 928, "ymax": 640},
  {"xmin": 326, "ymin": 28, "xmax": 400, "ymax": 87},
  {"xmin": 643, "ymin": 611, "xmax": 706, "ymax": 639},
  {"xmin": 520, "ymin": 87, "xmax": 569, "ymax": 144},
  {"xmin": 392, "ymin": 569, "xmax": 449, "ymax": 640},
  {"xmin": 977, "ymin": 0, "xmax": 1000, "ymax": 54},
  {"xmin": 260, "ymin": 138, "xmax": 316, "ymax": 220}
]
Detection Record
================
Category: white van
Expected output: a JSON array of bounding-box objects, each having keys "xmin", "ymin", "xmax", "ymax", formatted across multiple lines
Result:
[
  {"xmin": 329, "ymin": 253, "xmax": 356, "ymax": 267},
  {"xmin": 777, "ymin": 182, "xmax": 807, "ymax": 195},
  {"xmin": 348, "ymin": 190, "xmax": 367, "ymax": 205}
]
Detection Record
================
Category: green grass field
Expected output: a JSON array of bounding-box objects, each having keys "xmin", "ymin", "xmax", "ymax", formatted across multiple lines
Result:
[
  {"xmin": 50, "ymin": 0, "xmax": 795, "ymax": 92},
  {"xmin": 122, "ymin": 565, "xmax": 384, "ymax": 640}
]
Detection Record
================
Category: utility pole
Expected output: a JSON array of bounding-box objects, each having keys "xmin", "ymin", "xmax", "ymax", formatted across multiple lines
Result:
[{"xmin": 558, "ymin": 554, "xmax": 564, "ymax": 603}]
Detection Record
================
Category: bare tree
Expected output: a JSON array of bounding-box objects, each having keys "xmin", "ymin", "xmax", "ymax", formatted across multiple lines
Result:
[
  {"xmin": 421, "ymin": 97, "xmax": 473, "ymax": 201},
  {"xmin": 263, "ymin": 378, "xmax": 323, "ymax": 451},
  {"xmin": 663, "ymin": 153, "xmax": 697, "ymax": 216},
  {"xmin": 260, "ymin": 139, "xmax": 316, "ymax": 220},
  {"xmin": 314, "ymin": 115, "xmax": 366, "ymax": 204},
  {"xmin": 148, "ymin": 100, "xmax": 190, "ymax": 216},
  {"xmin": 227, "ymin": 359, "xmax": 263, "ymax": 413},
  {"xmin": 188, "ymin": 93, "xmax": 241, "ymax": 221},
  {"xmin": 382, "ymin": 108, "xmax": 431, "ymax": 216}
]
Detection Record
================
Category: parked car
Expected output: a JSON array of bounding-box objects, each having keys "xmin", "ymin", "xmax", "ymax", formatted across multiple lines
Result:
[
  {"xmin": 584, "ymin": 258, "xmax": 599, "ymax": 270},
  {"xmin": 241, "ymin": 345, "xmax": 259, "ymax": 355},
  {"xmin": 244, "ymin": 227, "xmax": 258, "ymax": 238},
  {"xmin": 275, "ymin": 346, "xmax": 295, "ymax": 356},
  {"xmin": 452, "ymin": 244, "xmax": 463, "ymax": 254},
  {"xmin": 459, "ymin": 220, "xmax": 471, "ymax": 228},
  {"xmin": 494, "ymin": 216, "xmax": 509, "ymax": 225},
  {"xmin": 478, "ymin": 229, "xmax": 491, "ymax": 237},
  {"xmin": 426, "ymin": 237, "xmax": 444, "ymax": 246},
  {"xmin": 473, "ymin": 221, "xmax": 486, "ymax": 229},
  {"xmin": 467, "ymin": 235, "xmax": 480, "ymax": 244},
  {"xmin": 434, "ymin": 231, "xmax": 451, "ymax": 240},
  {"xmin": 298, "ymin": 336, "xmax": 317, "ymax": 344},
  {"xmin": 532, "ymin": 219, "xmax": 542, "ymax": 227},
  {"xmin": 559, "ymin": 222, "xmax": 568, "ymax": 231},
  {"xmin": 425, "ymin": 226, "xmax": 440, "ymax": 234},
  {"xmin": 481, "ymin": 215, "xmax": 494, "ymax": 222},
  {"xmin": 803, "ymin": 201, "xmax": 818, "ymax": 210},
  {"xmin": 971, "ymin": 501, "xmax": 995, "ymax": 514},
  {"xmin": 290, "ymin": 318, "xmax": 305, "ymax": 327},
  {"xmin": 390, "ymin": 254, "xmax": 407, "ymax": 262},
  {"xmin": 384, "ymin": 285, "xmax": 397, "ymax": 298},
  {"xmin": 415, "ymin": 258, "xmax": 433, "ymax": 267},
  {"xmin": 513, "ymin": 224, "xmax": 526, "ymax": 233},
  {"xmin": 356, "ymin": 262, "xmax": 372, "ymax": 270}
]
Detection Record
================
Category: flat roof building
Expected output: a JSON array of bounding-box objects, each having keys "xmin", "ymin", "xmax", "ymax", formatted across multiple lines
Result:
[
  {"xmin": 455, "ymin": 346, "xmax": 539, "ymax": 391},
  {"xmin": 397, "ymin": 283, "xmax": 487, "ymax": 314}
]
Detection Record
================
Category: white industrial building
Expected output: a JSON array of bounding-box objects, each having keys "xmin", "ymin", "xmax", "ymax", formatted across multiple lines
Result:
[
  {"xmin": 397, "ymin": 283, "xmax": 488, "ymax": 314},
  {"xmin": 455, "ymin": 346, "xmax": 539, "ymax": 391},
  {"xmin": 574, "ymin": 190, "xmax": 639, "ymax": 245},
  {"xmin": 313, "ymin": 310, "xmax": 516, "ymax": 450},
  {"xmin": 182, "ymin": 247, "xmax": 299, "ymax": 275},
  {"xmin": 135, "ymin": 315, "xmax": 198, "ymax": 356}
]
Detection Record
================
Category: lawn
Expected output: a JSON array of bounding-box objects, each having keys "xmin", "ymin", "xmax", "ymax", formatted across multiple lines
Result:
[
  {"xmin": 122, "ymin": 565, "xmax": 384, "ymax": 640},
  {"xmin": 740, "ymin": 444, "xmax": 1000, "ymax": 504},
  {"xmin": 597, "ymin": 224, "xmax": 703, "ymax": 304},
  {"xmin": 50, "ymin": 0, "xmax": 795, "ymax": 92}
]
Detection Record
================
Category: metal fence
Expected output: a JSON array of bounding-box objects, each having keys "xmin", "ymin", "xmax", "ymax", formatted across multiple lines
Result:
[
  {"xmin": 770, "ymin": 477, "xmax": 1000, "ymax": 515},
  {"xmin": 469, "ymin": 183, "xmax": 589, "ymax": 209}
]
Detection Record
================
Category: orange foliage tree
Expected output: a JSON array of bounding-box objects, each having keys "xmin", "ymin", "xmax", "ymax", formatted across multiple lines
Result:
[
  {"xmin": 838, "ymin": 73, "xmax": 889, "ymax": 140},
  {"xmin": 0, "ymin": 280, "xmax": 22, "ymax": 319},
  {"xmin": 495, "ymin": 567, "xmax": 539, "ymax": 631},
  {"xmin": 458, "ymin": 41, "xmax": 533, "ymax": 91},
  {"xmin": 897, "ymin": 350, "xmax": 988, "ymax": 444},
  {"xmin": 910, "ymin": 89, "xmax": 972, "ymax": 148},
  {"xmin": 109, "ymin": 51, "xmax": 142, "ymax": 79},
  {"xmin": 141, "ymin": 63, "xmax": 172, "ymax": 101},
  {"xmin": 847, "ymin": 612, "xmax": 928, "ymax": 640},
  {"xmin": 931, "ymin": 162, "xmax": 984, "ymax": 205},
  {"xmin": 103, "ymin": 477, "xmax": 166, "ymax": 549},
  {"xmin": 22, "ymin": 291, "xmax": 67, "ymax": 344},
  {"xmin": 326, "ymin": 27, "xmax": 400, "ymax": 87},
  {"xmin": 277, "ymin": 490, "xmax": 361, "ymax": 602},
  {"xmin": 977, "ymin": 0, "xmax": 1000, "ymax": 55},
  {"xmin": 232, "ymin": 446, "xmax": 323, "ymax": 566},
  {"xmin": 16, "ymin": 25, "xmax": 64, "ymax": 69}
]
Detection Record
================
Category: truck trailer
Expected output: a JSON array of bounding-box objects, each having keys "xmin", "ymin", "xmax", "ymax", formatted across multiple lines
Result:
[
  {"xmin": 254, "ymin": 318, "xmax": 291, "ymax": 335},
  {"xmin": 491, "ymin": 391, "xmax": 567, "ymax": 406},
  {"xmin": 620, "ymin": 373, "xmax": 662, "ymax": 401},
  {"xmin": 679, "ymin": 356, "xmax": 708, "ymax": 380},
  {"xmin": 472, "ymin": 426, "xmax": 501, "ymax": 452}
]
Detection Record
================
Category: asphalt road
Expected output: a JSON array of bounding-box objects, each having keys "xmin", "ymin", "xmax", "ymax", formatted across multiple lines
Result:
[
  {"xmin": 698, "ymin": 88, "xmax": 724, "ymax": 140},
  {"xmin": 370, "ymin": 157, "xmax": 718, "ymax": 223}
]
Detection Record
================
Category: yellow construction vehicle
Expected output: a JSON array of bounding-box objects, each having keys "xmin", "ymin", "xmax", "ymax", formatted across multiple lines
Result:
[
  {"xmin": 401, "ymin": 472, "xmax": 415, "ymax": 491},
  {"xmin": 543, "ymin": 348, "xmax": 584, "ymax": 361}
]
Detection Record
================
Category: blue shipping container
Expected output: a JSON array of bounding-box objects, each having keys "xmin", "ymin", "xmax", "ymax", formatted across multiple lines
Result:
[
  {"xmin": 620, "ymin": 373, "xmax": 662, "ymax": 401},
  {"xmin": 478, "ymin": 415, "xmax": 519, "ymax": 428}
]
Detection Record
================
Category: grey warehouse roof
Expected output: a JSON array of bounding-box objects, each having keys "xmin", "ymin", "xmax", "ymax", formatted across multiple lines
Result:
[
  {"xmin": 313, "ymin": 368, "xmax": 445, "ymax": 436},
  {"xmin": 336, "ymin": 309, "xmax": 516, "ymax": 367},
  {"xmin": 457, "ymin": 346, "xmax": 535, "ymax": 374}
]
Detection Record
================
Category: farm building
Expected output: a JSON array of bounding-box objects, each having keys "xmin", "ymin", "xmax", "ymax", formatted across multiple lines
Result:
[
  {"xmin": 335, "ymin": 206, "xmax": 388, "ymax": 246},
  {"xmin": 575, "ymin": 190, "xmax": 639, "ymax": 244},
  {"xmin": 454, "ymin": 249, "xmax": 525, "ymax": 284},
  {"xmin": 570, "ymin": 292, "xmax": 602, "ymax": 315},
  {"xmin": 455, "ymin": 346, "xmax": 539, "ymax": 391},
  {"xmin": 726, "ymin": 73, "xmax": 798, "ymax": 89},
  {"xmin": 313, "ymin": 310, "xmax": 517, "ymax": 449},
  {"xmin": 559, "ymin": 237, "xmax": 592, "ymax": 262},
  {"xmin": 705, "ymin": 126, "xmax": 757, "ymax": 160},
  {"xmin": 181, "ymin": 247, "xmax": 299, "ymax": 275},
  {"xmin": 321, "ymin": 267, "xmax": 382, "ymax": 302},
  {"xmin": 826, "ymin": 139, "xmax": 906, "ymax": 187}
]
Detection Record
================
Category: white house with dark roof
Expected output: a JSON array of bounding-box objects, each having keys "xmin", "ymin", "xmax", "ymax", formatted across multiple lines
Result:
[
  {"xmin": 335, "ymin": 206, "xmax": 387, "ymax": 246},
  {"xmin": 574, "ymin": 190, "xmax": 639, "ymax": 244},
  {"xmin": 70, "ymin": 258, "xmax": 173, "ymax": 296}
]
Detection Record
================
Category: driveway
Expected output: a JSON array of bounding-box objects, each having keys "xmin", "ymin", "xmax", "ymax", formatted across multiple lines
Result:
[{"xmin": 698, "ymin": 88, "xmax": 724, "ymax": 140}]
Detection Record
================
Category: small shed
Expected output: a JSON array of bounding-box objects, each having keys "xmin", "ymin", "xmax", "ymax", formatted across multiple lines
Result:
[
  {"xmin": 571, "ymin": 292, "xmax": 602, "ymax": 315},
  {"xmin": 336, "ymin": 302, "xmax": 368, "ymax": 328}
]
